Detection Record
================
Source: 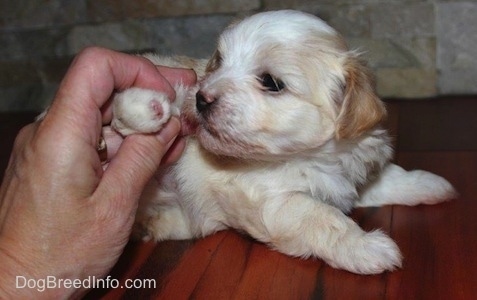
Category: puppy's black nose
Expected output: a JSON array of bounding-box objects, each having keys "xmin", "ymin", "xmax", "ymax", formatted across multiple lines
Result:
[{"xmin": 196, "ymin": 91, "xmax": 215, "ymax": 113}]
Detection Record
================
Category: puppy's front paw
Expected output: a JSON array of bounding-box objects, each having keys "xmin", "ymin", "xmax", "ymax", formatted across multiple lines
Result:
[
  {"xmin": 112, "ymin": 87, "xmax": 173, "ymax": 136},
  {"xmin": 332, "ymin": 230, "xmax": 402, "ymax": 275},
  {"xmin": 133, "ymin": 206, "xmax": 195, "ymax": 242}
]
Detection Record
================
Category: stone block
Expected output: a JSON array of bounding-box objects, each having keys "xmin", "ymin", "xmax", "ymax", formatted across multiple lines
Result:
[
  {"xmin": 0, "ymin": 61, "xmax": 40, "ymax": 87},
  {"xmin": 263, "ymin": 0, "xmax": 428, "ymax": 10},
  {"xmin": 370, "ymin": 3, "xmax": 434, "ymax": 39},
  {"xmin": 67, "ymin": 15, "xmax": 233, "ymax": 58},
  {"xmin": 87, "ymin": 0, "xmax": 259, "ymax": 22},
  {"xmin": 0, "ymin": 59, "xmax": 68, "ymax": 112},
  {"xmin": 0, "ymin": 0, "xmax": 87, "ymax": 30},
  {"xmin": 321, "ymin": 4, "xmax": 371, "ymax": 37},
  {"xmin": 376, "ymin": 68, "xmax": 437, "ymax": 98},
  {"xmin": 436, "ymin": 2, "xmax": 477, "ymax": 94},
  {"xmin": 0, "ymin": 84, "xmax": 50, "ymax": 112},
  {"xmin": 36, "ymin": 57, "xmax": 73, "ymax": 84},
  {"xmin": 348, "ymin": 38, "xmax": 416, "ymax": 69},
  {"xmin": 0, "ymin": 29, "xmax": 69, "ymax": 62},
  {"xmin": 394, "ymin": 37, "xmax": 436, "ymax": 69},
  {"xmin": 144, "ymin": 15, "xmax": 234, "ymax": 58},
  {"xmin": 67, "ymin": 20, "xmax": 151, "ymax": 55},
  {"xmin": 348, "ymin": 37, "xmax": 435, "ymax": 69},
  {"xmin": 0, "ymin": 33, "xmax": 24, "ymax": 62}
]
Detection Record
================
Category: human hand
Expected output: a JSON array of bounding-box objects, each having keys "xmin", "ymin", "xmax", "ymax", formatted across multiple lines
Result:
[{"xmin": 0, "ymin": 47, "xmax": 196, "ymax": 298}]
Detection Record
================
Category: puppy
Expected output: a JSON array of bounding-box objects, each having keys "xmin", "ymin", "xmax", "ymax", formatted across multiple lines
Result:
[{"xmin": 111, "ymin": 10, "xmax": 457, "ymax": 275}]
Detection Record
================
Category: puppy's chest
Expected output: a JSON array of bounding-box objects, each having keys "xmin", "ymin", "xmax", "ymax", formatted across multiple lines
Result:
[
  {"xmin": 173, "ymin": 143, "xmax": 336, "ymax": 206},
  {"xmin": 172, "ymin": 159, "xmax": 319, "ymax": 231}
]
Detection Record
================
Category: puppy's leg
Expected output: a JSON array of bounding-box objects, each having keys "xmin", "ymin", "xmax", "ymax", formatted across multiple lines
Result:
[
  {"xmin": 133, "ymin": 205, "xmax": 194, "ymax": 242},
  {"xmin": 356, "ymin": 163, "xmax": 458, "ymax": 208},
  {"xmin": 133, "ymin": 181, "xmax": 195, "ymax": 242},
  {"xmin": 262, "ymin": 194, "xmax": 402, "ymax": 274},
  {"xmin": 111, "ymin": 87, "xmax": 176, "ymax": 136}
]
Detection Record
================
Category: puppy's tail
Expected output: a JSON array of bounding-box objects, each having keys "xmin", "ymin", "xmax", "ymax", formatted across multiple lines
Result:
[{"xmin": 356, "ymin": 163, "xmax": 458, "ymax": 208}]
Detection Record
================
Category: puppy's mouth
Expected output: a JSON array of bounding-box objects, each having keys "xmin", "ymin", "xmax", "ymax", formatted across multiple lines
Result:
[{"xmin": 179, "ymin": 113, "xmax": 199, "ymax": 137}]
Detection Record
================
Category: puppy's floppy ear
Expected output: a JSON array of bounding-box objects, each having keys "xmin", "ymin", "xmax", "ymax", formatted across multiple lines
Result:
[
  {"xmin": 206, "ymin": 49, "xmax": 222, "ymax": 73},
  {"xmin": 336, "ymin": 56, "xmax": 386, "ymax": 139}
]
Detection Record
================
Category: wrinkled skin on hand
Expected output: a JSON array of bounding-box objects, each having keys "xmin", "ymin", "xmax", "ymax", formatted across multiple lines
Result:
[{"xmin": 0, "ymin": 47, "xmax": 196, "ymax": 299}]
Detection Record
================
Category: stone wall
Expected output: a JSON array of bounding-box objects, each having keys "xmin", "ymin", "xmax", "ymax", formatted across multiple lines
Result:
[{"xmin": 1, "ymin": 0, "xmax": 476, "ymax": 111}]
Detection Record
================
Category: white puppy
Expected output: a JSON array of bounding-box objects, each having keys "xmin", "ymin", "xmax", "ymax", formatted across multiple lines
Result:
[{"xmin": 111, "ymin": 10, "xmax": 457, "ymax": 275}]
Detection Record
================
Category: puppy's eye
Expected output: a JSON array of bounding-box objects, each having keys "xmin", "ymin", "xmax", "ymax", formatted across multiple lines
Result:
[{"xmin": 260, "ymin": 73, "xmax": 285, "ymax": 92}]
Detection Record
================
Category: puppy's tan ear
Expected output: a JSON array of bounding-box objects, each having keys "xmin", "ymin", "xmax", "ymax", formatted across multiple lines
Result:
[
  {"xmin": 206, "ymin": 50, "xmax": 222, "ymax": 73},
  {"xmin": 336, "ymin": 56, "xmax": 386, "ymax": 139}
]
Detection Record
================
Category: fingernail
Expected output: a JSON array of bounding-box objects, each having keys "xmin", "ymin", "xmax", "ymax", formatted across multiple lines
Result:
[{"xmin": 156, "ymin": 117, "xmax": 180, "ymax": 145}]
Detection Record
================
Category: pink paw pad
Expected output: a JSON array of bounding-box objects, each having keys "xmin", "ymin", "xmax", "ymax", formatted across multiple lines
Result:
[{"xmin": 150, "ymin": 99, "xmax": 164, "ymax": 118}]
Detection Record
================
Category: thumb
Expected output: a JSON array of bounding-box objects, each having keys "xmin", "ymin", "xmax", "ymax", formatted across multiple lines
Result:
[{"xmin": 94, "ymin": 118, "xmax": 181, "ymax": 213}]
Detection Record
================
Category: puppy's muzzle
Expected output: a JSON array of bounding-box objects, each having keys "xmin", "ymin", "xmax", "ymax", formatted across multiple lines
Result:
[{"xmin": 196, "ymin": 91, "xmax": 216, "ymax": 113}]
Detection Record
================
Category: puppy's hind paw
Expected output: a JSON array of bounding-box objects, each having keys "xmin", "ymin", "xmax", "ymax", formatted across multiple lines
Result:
[
  {"xmin": 358, "ymin": 164, "xmax": 458, "ymax": 208},
  {"xmin": 409, "ymin": 170, "xmax": 458, "ymax": 205},
  {"xmin": 112, "ymin": 87, "xmax": 173, "ymax": 136}
]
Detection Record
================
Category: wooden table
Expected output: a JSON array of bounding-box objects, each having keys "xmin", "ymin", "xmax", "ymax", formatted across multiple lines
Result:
[{"xmin": 1, "ymin": 97, "xmax": 476, "ymax": 299}]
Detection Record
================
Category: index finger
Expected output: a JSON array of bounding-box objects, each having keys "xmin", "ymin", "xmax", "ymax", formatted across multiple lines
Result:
[{"xmin": 156, "ymin": 65, "xmax": 197, "ymax": 88}]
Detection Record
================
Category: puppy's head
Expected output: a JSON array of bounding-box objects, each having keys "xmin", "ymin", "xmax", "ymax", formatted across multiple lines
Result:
[{"xmin": 195, "ymin": 10, "xmax": 386, "ymax": 160}]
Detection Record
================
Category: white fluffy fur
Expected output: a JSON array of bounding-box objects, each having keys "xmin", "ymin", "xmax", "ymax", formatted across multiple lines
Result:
[
  {"xmin": 111, "ymin": 10, "xmax": 457, "ymax": 274},
  {"xmin": 112, "ymin": 88, "xmax": 176, "ymax": 135}
]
